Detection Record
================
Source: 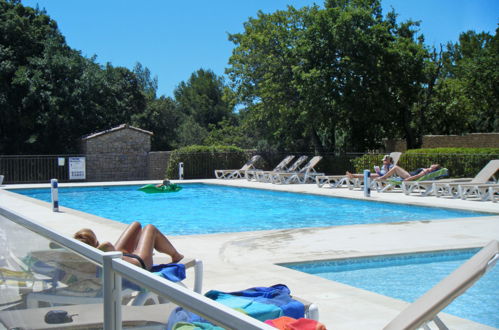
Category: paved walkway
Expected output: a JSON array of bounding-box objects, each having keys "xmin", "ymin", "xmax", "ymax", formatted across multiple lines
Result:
[{"xmin": 1, "ymin": 179, "xmax": 498, "ymax": 329}]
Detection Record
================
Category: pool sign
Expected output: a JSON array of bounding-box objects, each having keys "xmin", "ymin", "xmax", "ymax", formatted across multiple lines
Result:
[{"xmin": 69, "ymin": 157, "xmax": 86, "ymax": 180}]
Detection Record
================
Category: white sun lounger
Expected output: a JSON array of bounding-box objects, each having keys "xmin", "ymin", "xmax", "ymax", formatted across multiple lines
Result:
[
  {"xmin": 316, "ymin": 152, "xmax": 402, "ymax": 189},
  {"xmin": 0, "ymin": 295, "xmax": 319, "ymax": 329},
  {"xmin": 0, "ymin": 303, "xmax": 174, "ymax": 329},
  {"xmin": 384, "ymin": 240, "xmax": 499, "ymax": 330},
  {"xmin": 214, "ymin": 155, "xmax": 262, "ymax": 179},
  {"xmin": 433, "ymin": 159, "xmax": 499, "ymax": 198},
  {"xmin": 402, "ymin": 177, "xmax": 472, "ymax": 197},
  {"xmin": 457, "ymin": 183, "xmax": 499, "ymax": 201},
  {"xmin": 23, "ymin": 249, "xmax": 203, "ymax": 308},
  {"xmin": 272, "ymin": 156, "xmax": 324, "ymax": 184},
  {"xmin": 261, "ymin": 155, "xmax": 309, "ymax": 183},
  {"xmin": 245, "ymin": 155, "xmax": 295, "ymax": 182}
]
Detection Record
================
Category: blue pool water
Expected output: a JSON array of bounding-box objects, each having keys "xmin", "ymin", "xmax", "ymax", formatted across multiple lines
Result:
[
  {"xmin": 284, "ymin": 249, "xmax": 499, "ymax": 328},
  {"xmin": 14, "ymin": 184, "xmax": 485, "ymax": 236}
]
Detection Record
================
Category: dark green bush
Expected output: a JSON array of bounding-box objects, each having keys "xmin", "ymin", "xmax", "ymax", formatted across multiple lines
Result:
[
  {"xmin": 165, "ymin": 145, "xmax": 257, "ymax": 179},
  {"xmin": 351, "ymin": 154, "xmax": 387, "ymax": 174},
  {"xmin": 353, "ymin": 148, "xmax": 499, "ymax": 178}
]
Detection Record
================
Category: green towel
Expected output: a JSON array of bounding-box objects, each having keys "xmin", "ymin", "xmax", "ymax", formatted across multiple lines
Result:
[
  {"xmin": 416, "ymin": 168, "xmax": 448, "ymax": 181},
  {"xmin": 387, "ymin": 168, "xmax": 449, "ymax": 185}
]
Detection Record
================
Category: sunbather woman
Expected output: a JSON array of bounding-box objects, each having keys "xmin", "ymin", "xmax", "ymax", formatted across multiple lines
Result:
[
  {"xmin": 346, "ymin": 155, "xmax": 394, "ymax": 179},
  {"xmin": 74, "ymin": 222, "xmax": 184, "ymax": 270},
  {"xmin": 375, "ymin": 164, "xmax": 441, "ymax": 182}
]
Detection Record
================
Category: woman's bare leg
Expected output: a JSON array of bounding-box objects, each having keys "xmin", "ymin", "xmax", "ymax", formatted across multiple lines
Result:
[
  {"xmin": 378, "ymin": 165, "xmax": 410, "ymax": 180},
  {"xmin": 133, "ymin": 224, "xmax": 183, "ymax": 269},
  {"xmin": 347, "ymin": 171, "xmax": 379, "ymax": 179},
  {"xmin": 114, "ymin": 221, "xmax": 142, "ymax": 253}
]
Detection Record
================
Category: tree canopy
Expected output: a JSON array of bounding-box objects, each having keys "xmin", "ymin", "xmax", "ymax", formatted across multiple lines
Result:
[
  {"xmin": 0, "ymin": 0, "xmax": 496, "ymax": 155},
  {"xmin": 0, "ymin": 0, "xmax": 147, "ymax": 153}
]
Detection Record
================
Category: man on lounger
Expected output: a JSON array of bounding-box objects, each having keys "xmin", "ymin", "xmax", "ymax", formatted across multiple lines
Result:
[{"xmin": 375, "ymin": 164, "xmax": 441, "ymax": 182}]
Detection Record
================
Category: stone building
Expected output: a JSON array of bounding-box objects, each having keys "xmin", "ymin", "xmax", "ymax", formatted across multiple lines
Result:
[{"xmin": 81, "ymin": 124, "xmax": 153, "ymax": 181}]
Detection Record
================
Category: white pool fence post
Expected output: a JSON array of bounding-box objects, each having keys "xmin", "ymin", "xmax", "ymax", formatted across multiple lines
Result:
[
  {"xmin": 50, "ymin": 178, "xmax": 59, "ymax": 212},
  {"xmin": 102, "ymin": 252, "xmax": 123, "ymax": 330},
  {"xmin": 178, "ymin": 162, "xmax": 184, "ymax": 180},
  {"xmin": 363, "ymin": 170, "xmax": 370, "ymax": 197}
]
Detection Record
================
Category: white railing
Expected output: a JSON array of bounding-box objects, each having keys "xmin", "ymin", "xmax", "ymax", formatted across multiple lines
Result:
[{"xmin": 0, "ymin": 206, "xmax": 274, "ymax": 330}]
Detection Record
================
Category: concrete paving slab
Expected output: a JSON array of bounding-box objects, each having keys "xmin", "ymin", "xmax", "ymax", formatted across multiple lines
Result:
[{"xmin": 1, "ymin": 179, "xmax": 498, "ymax": 329}]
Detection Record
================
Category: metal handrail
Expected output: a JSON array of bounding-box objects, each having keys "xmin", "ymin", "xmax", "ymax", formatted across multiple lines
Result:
[{"xmin": 0, "ymin": 205, "xmax": 273, "ymax": 330}]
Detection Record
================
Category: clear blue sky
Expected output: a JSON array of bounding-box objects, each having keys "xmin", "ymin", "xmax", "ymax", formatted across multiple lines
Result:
[{"xmin": 21, "ymin": 0, "xmax": 499, "ymax": 97}]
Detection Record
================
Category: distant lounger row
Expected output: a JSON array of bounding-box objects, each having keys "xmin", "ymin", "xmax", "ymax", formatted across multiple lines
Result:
[
  {"xmin": 316, "ymin": 158, "xmax": 498, "ymax": 202},
  {"xmin": 214, "ymin": 154, "xmax": 498, "ymax": 202},
  {"xmin": 215, "ymin": 154, "xmax": 325, "ymax": 184}
]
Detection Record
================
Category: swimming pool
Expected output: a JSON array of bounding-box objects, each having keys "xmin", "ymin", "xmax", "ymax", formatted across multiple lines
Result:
[
  {"xmin": 283, "ymin": 249, "xmax": 499, "ymax": 328},
  {"xmin": 13, "ymin": 183, "xmax": 486, "ymax": 235}
]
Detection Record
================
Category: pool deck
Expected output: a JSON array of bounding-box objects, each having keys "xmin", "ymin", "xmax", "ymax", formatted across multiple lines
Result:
[{"xmin": 1, "ymin": 179, "xmax": 499, "ymax": 329}]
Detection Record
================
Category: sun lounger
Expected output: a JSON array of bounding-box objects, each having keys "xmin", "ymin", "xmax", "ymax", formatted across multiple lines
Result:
[
  {"xmin": 0, "ymin": 292, "xmax": 319, "ymax": 329},
  {"xmin": 316, "ymin": 152, "xmax": 402, "ymax": 189},
  {"xmin": 23, "ymin": 249, "xmax": 203, "ymax": 308},
  {"xmin": 260, "ymin": 155, "xmax": 309, "ymax": 183},
  {"xmin": 375, "ymin": 168, "xmax": 449, "ymax": 193},
  {"xmin": 272, "ymin": 156, "xmax": 324, "ymax": 184},
  {"xmin": 433, "ymin": 159, "xmax": 499, "ymax": 198},
  {"xmin": 0, "ymin": 303, "xmax": 174, "ymax": 329},
  {"xmin": 490, "ymin": 185, "xmax": 499, "ymax": 203},
  {"xmin": 0, "ymin": 250, "xmax": 53, "ymax": 293},
  {"xmin": 457, "ymin": 183, "xmax": 499, "ymax": 201},
  {"xmin": 316, "ymin": 175, "xmax": 354, "ymax": 189},
  {"xmin": 245, "ymin": 155, "xmax": 295, "ymax": 182},
  {"xmin": 402, "ymin": 177, "xmax": 472, "ymax": 197},
  {"xmin": 214, "ymin": 155, "xmax": 262, "ymax": 179},
  {"xmin": 384, "ymin": 240, "xmax": 499, "ymax": 330}
]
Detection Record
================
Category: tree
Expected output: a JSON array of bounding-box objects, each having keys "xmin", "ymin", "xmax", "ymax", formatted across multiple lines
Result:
[
  {"xmin": 227, "ymin": 6, "xmax": 323, "ymax": 152},
  {"xmin": 227, "ymin": 0, "xmax": 431, "ymax": 152},
  {"xmin": 174, "ymin": 116, "xmax": 208, "ymax": 147},
  {"xmin": 421, "ymin": 29, "xmax": 499, "ymax": 135},
  {"xmin": 0, "ymin": 0, "xmax": 67, "ymax": 153},
  {"xmin": 132, "ymin": 96, "xmax": 183, "ymax": 150},
  {"xmin": 204, "ymin": 118, "xmax": 254, "ymax": 148},
  {"xmin": 446, "ymin": 30, "xmax": 498, "ymax": 132},
  {"xmin": 0, "ymin": 0, "xmax": 147, "ymax": 153},
  {"xmin": 174, "ymin": 69, "xmax": 233, "ymax": 129},
  {"xmin": 133, "ymin": 62, "xmax": 158, "ymax": 100}
]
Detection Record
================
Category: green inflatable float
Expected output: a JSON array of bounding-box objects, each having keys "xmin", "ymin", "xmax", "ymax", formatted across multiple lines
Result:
[{"xmin": 139, "ymin": 183, "xmax": 182, "ymax": 194}]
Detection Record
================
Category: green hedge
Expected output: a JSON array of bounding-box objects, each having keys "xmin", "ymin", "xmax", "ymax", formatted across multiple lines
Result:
[
  {"xmin": 351, "ymin": 154, "xmax": 387, "ymax": 174},
  {"xmin": 352, "ymin": 148, "xmax": 499, "ymax": 178},
  {"xmin": 165, "ymin": 145, "xmax": 255, "ymax": 179}
]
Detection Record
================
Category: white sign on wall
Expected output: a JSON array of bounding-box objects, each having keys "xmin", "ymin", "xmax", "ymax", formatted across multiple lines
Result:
[{"xmin": 69, "ymin": 157, "xmax": 86, "ymax": 180}]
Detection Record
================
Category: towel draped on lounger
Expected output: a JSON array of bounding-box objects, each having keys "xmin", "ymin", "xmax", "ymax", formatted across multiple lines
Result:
[{"xmin": 167, "ymin": 284, "xmax": 306, "ymax": 329}]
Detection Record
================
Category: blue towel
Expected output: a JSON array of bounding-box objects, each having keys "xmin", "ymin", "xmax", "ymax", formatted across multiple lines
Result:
[
  {"xmin": 151, "ymin": 263, "xmax": 186, "ymax": 282},
  {"xmin": 205, "ymin": 284, "xmax": 305, "ymax": 320},
  {"xmin": 167, "ymin": 284, "xmax": 305, "ymax": 328},
  {"xmin": 123, "ymin": 263, "xmax": 186, "ymax": 291},
  {"xmin": 167, "ymin": 307, "xmax": 224, "ymax": 330}
]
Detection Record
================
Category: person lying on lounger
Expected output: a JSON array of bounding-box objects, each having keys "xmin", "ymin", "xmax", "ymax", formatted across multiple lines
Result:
[
  {"xmin": 74, "ymin": 222, "xmax": 184, "ymax": 270},
  {"xmin": 346, "ymin": 154, "xmax": 394, "ymax": 179},
  {"xmin": 375, "ymin": 164, "xmax": 441, "ymax": 182}
]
